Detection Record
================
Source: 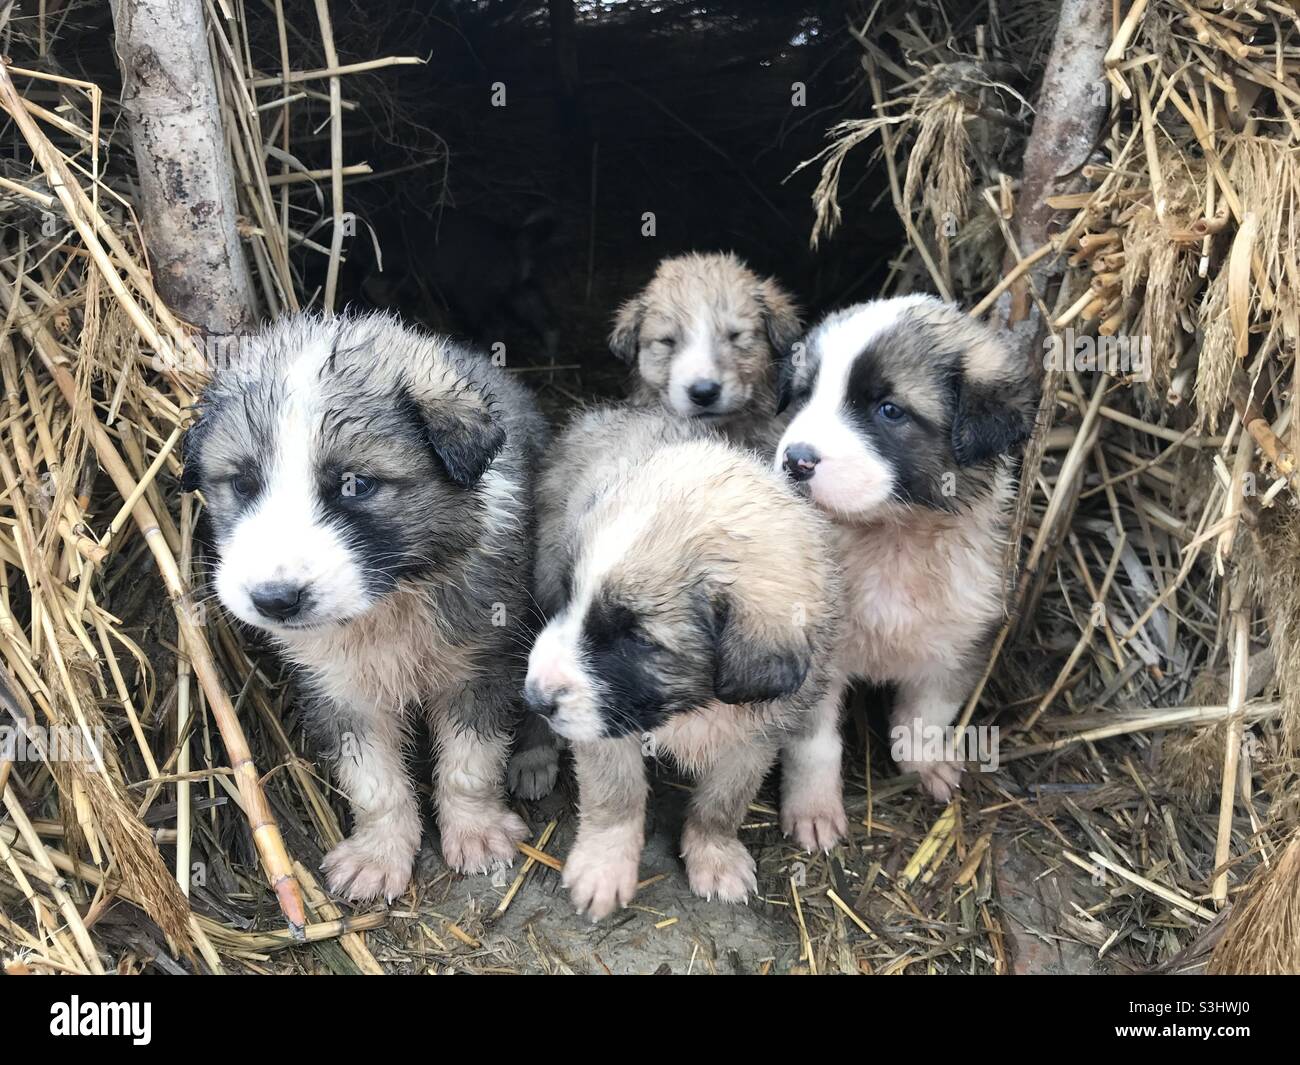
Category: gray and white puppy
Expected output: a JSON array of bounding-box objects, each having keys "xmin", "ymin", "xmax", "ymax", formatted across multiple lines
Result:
[
  {"xmin": 775, "ymin": 295, "xmax": 1037, "ymax": 801},
  {"xmin": 609, "ymin": 252, "xmax": 801, "ymax": 451},
  {"xmin": 183, "ymin": 312, "xmax": 548, "ymax": 900},
  {"xmin": 524, "ymin": 407, "xmax": 842, "ymax": 920}
]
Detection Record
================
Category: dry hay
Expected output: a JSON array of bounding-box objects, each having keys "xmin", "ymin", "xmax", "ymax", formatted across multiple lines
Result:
[
  {"xmin": 802, "ymin": 0, "xmax": 1300, "ymax": 973},
  {"xmin": 1, "ymin": 0, "xmax": 1299, "ymax": 974}
]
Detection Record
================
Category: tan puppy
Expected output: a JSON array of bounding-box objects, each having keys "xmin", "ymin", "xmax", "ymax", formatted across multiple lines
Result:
[
  {"xmin": 524, "ymin": 408, "xmax": 842, "ymax": 919},
  {"xmin": 609, "ymin": 252, "xmax": 801, "ymax": 451},
  {"xmin": 776, "ymin": 296, "xmax": 1037, "ymax": 801},
  {"xmin": 507, "ymin": 253, "xmax": 802, "ymax": 799}
]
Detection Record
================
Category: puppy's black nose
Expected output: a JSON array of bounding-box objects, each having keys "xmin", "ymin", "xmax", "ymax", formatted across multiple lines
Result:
[
  {"xmin": 687, "ymin": 380, "xmax": 722, "ymax": 407},
  {"xmin": 782, "ymin": 444, "xmax": 820, "ymax": 482},
  {"xmin": 249, "ymin": 582, "xmax": 307, "ymax": 621},
  {"xmin": 524, "ymin": 683, "xmax": 558, "ymax": 719}
]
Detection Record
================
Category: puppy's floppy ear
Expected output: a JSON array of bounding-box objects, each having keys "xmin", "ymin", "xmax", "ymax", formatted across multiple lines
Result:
[
  {"xmin": 402, "ymin": 385, "xmax": 506, "ymax": 488},
  {"xmin": 757, "ymin": 278, "xmax": 804, "ymax": 414},
  {"xmin": 775, "ymin": 337, "xmax": 814, "ymax": 415},
  {"xmin": 950, "ymin": 368, "xmax": 1038, "ymax": 466},
  {"xmin": 608, "ymin": 294, "xmax": 645, "ymax": 363},
  {"xmin": 756, "ymin": 277, "xmax": 802, "ymax": 362},
  {"xmin": 710, "ymin": 594, "xmax": 811, "ymax": 706},
  {"xmin": 180, "ymin": 404, "xmax": 215, "ymax": 493},
  {"xmin": 774, "ymin": 350, "xmax": 799, "ymax": 415}
]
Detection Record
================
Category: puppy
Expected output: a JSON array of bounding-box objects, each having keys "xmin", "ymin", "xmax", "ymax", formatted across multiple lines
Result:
[
  {"xmin": 524, "ymin": 407, "xmax": 842, "ymax": 920},
  {"xmin": 775, "ymin": 295, "xmax": 1036, "ymax": 801},
  {"xmin": 507, "ymin": 254, "xmax": 802, "ymax": 799},
  {"xmin": 183, "ymin": 311, "xmax": 547, "ymax": 900},
  {"xmin": 609, "ymin": 252, "xmax": 801, "ymax": 450}
]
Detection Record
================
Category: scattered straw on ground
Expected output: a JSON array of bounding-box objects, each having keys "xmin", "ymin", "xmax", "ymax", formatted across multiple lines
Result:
[{"xmin": 2, "ymin": 1, "xmax": 1298, "ymax": 973}]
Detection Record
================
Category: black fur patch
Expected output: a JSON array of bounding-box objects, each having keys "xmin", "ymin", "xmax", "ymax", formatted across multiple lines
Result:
[
  {"xmin": 401, "ymin": 388, "xmax": 506, "ymax": 487},
  {"xmin": 316, "ymin": 465, "xmax": 421, "ymax": 594},
  {"xmin": 711, "ymin": 596, "xmax": 809, "ymax": 705},
  {"xmin": 841, "ymin": 350, "xmax": 954, "ymax": 510},
  {"xmin": 950, "ymin": 372, "xmax": 1034, "ymax": 466},
  {"xmin": 581, "ymin": 596, "xmax": 672, "ymax": 736},
  {"xmin": 180, "ymin": 407, "xmax": 214, "ymax": 493}
]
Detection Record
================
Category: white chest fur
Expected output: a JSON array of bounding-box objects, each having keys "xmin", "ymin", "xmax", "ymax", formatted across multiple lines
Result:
[
  {"xmin": 277, "ymin": 586, "xmax": 472, "ymax": 712},
  {"xmin": 834, "ymin": 486, "xmax": 1011, "ymax": 684}
]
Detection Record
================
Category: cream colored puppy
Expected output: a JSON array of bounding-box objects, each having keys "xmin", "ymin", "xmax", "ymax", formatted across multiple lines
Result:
[
  {"xmin": 525, "ymin": 408, "xmax": 842, "ymax": 919},
  {"xmin": 609, "ymin": 252, "xmax": 801, "ymax": 451}
]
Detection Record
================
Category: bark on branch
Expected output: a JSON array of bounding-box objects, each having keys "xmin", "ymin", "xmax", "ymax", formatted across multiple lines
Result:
[
  {"xmin": 111, "ymin": 0, "xmax": 255, "ymax": 334},
  {"xmin": 992, "ymin": 0, "xmax": 1111, "ymax": 377}
]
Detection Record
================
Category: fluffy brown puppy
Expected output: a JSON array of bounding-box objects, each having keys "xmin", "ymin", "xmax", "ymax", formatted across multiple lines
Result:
[
  {"xmin": 609, "ymin": 252, "xmax": 801, "ymax": 451},
  {"xmin": 524, "ymin": 407, "xmax": 842, "ymax": 920}
]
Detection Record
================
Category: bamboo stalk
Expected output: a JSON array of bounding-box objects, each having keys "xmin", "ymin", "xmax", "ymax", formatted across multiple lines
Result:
[
  {"xmin": 311, "ymin": 0, "xmax": 347, "ymax": 311},
  {"xmin": 247, "ymin": 55, "xmax": 424, "ymax": 87}
]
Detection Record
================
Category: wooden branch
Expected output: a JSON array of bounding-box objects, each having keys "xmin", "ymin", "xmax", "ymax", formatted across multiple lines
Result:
[
  {"xmin": 110, "ymin": 0, "xmax": 256, "ymax": 333},
  {"xmin": 1230, "ymin": 369, "xmax": 1300, "ymax": 493},
  {"xmin": 990, "ymin": 0, "xmax": 1112, "ymax": 377},
  {"xmin": 0, "ymin": 59, "xmax": 306, "ymax": 936}
]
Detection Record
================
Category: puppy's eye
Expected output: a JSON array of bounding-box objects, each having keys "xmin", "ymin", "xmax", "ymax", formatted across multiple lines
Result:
[
  {"xmin": 623, "ymin": 624, "xmax": 657, "ymax": 650},
  {"xmin": 341, "ymin": 474, "xmax": 379, "ymax": 500},
  {"xmin": 230, "ymin": 473, "xmax": 259, "ymax": 498},
  {"xmin": 654, "ymin": 336, "xmax": 676, "ymax": 350},
  {"xmin": 877, "ymin": 401, "xmax": 907, "ymax": 422},
  {"xmin": 729, "ymin": 330, "xmax": 751, "ymax": 344}
]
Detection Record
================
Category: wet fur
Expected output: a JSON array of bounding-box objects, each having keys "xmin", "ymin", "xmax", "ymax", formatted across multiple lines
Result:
[
  {"xmin": 776, "ymin": 295, "xmax": 1037, "ymax": 801},
  {"xmin": 525, "ymin": 407, "xmax": 845, "ymax": 918},
  {"xmin": 184, "ymin": 311, "xmax": 548, "ymax": 900}
]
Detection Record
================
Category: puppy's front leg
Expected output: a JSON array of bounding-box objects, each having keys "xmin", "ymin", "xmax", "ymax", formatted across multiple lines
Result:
[
  {"xmin": 319, "ymin": 708, "xmax": 422, "ymax": 902},
  {"xmin": 565, "ymin": 736, "xmax": 646, "ymax": 920},
  {"xmin": 431, "ymin": 684, "xmax": 529, "ymax": 874},
  {"xmin": 679, "ymin": 737, "xmax": 778, "ymax": 903},
  {"xmin": 507, "ymin": 712, "xmax": 561, "ymax": 800},
  {"xmin": 891, "ymin": 671, "xmax": 966, "ymax": 802},
  {"xmin": 780, "ymin": 680, "xmax": 849, "ymax": 852}
]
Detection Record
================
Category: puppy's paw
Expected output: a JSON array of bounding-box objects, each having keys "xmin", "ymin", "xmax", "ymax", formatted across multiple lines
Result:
[
  {"xmin": 563, "ymin": 834, "xmax": 641, "ymax": 921},
  {"xmin": 322, "ymin": 828, "xmax": 417, "ymax": 902},
  {"xmin": 507, "ymin": 743, "xmax": 560, "ymax": 801},
  {"xmin": 899, "ymin": 758, "xmax": 963, "ymax": 803},
  {"xmin": 440, "ymin": 805, "xmax": 528, "ymax": 875},
  {"xmin": 681, "ymin": 828, "xmax": 757, "ymax": 904},
  {"xmin": 780, "ymin": 793, "xmax": 848, "ymax": 853}
]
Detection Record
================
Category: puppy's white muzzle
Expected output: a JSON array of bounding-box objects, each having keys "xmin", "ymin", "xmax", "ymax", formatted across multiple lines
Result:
[
  {"xmin": 216, "ymin": 497, "xmax": 372, "ymax": 633},
  {"xmin": 776, "ymin": 409, "xmax": 894, "ymax": 520},
  {"xmin": 525, "ymin": 618, "xmax": 604, "ymax": 742},
  {"xmin": 666, "ymin": 342, "xmax": 741, "ymax": 419}
]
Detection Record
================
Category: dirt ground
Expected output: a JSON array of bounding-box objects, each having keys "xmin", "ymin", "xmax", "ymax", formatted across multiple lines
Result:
[
  {"xmin": 307, "ymin": 734, "xmax": 1125, "ymax": 975},
  {"xmin": 415, "ymin": 776, "xmax": 800, "ymax": 975}
]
